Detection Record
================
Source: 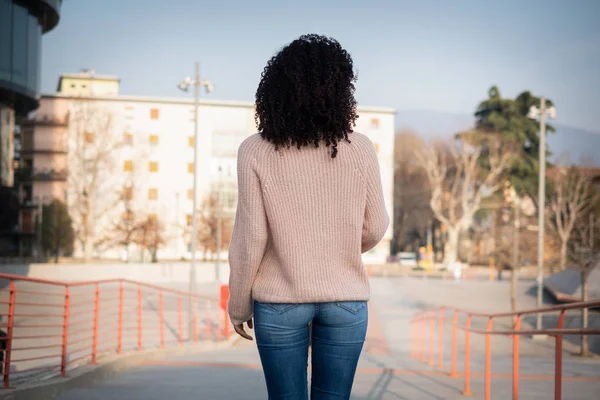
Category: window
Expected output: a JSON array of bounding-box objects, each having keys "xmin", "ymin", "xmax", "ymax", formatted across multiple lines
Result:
[
  {"xmin": 84, "ymin": 131, "xmax": 95, "ymax": 144},
  {"xmin": 149, "ymin": 161, "xmax": 159, "ymax": 172},
  {"xmin": 187, "ymin": 189, "xmax": 194, "ymax": 200},
  {"xmin": 150, "ymin": 108, "xmax": 159, "ymax": 120},
  {"xmin": 371, "ymin": 118, "xmax": 380, "ymax": 129},
  {"xmin": 124, "ymin": 160, "xmax": 133, "ymax": 172},
  {"xmin": 124, "ymin": 133, "xmax": 133, "ymax": 145},
  {"xmin": 122, "ymin": 186, "xmax": 133, "ymax": 200},
  {"xmin": 188, "ymin": 137, "xmax": 195, "ymax": 148},
  {"xmin": 374, "ymin": 143, "xmax": 380, "ymax": 153},
  {"xmin": 148, "ymin": 188, "xmax": 158, "ymax": 200},
  {"xmin": 122, "ymin": 210, "xmax": 133, "ymax": 221},
  {"xmin": 186, "ymin": 214, "xmax": 193, "ymax": 226},
  {"xmin": 187, "ymin": 163, "xmax": 194, "ymax": 173},
  {"xmin": 149, "ymin": 134, "xmax": 159, "ymax": 145},
  {"xmin": 125, "ymin": 106, "xmax": 134, "ymax": 111}
]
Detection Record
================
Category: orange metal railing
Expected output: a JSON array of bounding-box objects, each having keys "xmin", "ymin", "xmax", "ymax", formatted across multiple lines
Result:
[
  {"xmin": 0, "ymin": 273, "xmax": 230, "ymax": 388},
  {"xmin": 410, "ymin": 301, "xmax": 600, "ymax": 400}
]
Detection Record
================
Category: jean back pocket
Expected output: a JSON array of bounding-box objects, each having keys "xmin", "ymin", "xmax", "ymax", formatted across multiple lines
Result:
[{"xmin": 335, "ymin": 301, "xmax": 367, "ymax": 314}]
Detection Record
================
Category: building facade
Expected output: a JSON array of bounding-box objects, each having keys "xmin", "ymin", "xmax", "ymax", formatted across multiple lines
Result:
[
  {"xmin": 25, "ymin": 72, "xmax": 395, "ymax": 263},
  {"xmin": 0, "ymin": 0, "xmax": 62, "ymax": 186},
  {"xmin": 0, "ymin": 0, "xmax": 61, "ymax": 256}
]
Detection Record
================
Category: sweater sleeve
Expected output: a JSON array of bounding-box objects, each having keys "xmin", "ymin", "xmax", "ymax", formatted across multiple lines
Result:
[
  {"xmin": 361, "ymin": 141, "xmax": 390, "ymax": 253},
  {"xmin": 227, "ymin": 143, "xmax": 269, "ymax": 326}
]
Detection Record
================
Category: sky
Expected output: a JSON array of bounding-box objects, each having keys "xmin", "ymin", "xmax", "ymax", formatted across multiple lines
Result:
[{"xmin": 41, "ymin": 0, "xmax": 600, "ymax": 133}]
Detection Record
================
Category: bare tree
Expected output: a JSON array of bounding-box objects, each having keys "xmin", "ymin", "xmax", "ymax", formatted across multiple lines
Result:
[
  {"xmin": 568, "ymin": 213, "xmax": 597, "ymax": 356},
  {"xmin": 98, "ymin": 188, "xmax": 143, "ymax": 261},
  {"xmin": 197, "ymin": 194, "xmax": 233, "ymax": 260},
  {"xmin": 135, "ymin": 216, "xmax": 166, "ymax": 263},
  {"xmin": 547, "ymin": 166, "xmax": 598, "ymax": 271},
  {"xmin": 96, "ymin": 148, "xmax": 151, "ymax": 261},
  {"xmin": 393, "ymin": 131, "xmax": 433, "ymax": 253},
  {"xmin": 416, "ymin": 133, "xmax": 515, "ymax": 265},
  {"xmin": 67, "ymin": 102, "xmax": 123, "ymax": 260}
]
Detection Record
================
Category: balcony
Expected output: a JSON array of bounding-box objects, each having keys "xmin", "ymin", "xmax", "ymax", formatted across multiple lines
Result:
[
  {"xmin": 19, "ymin": 200, "xmax": 38, "ymax": 209},
  {"xmin": 15, "ymin": 168, "xmax": 68, "ymax": 182},
  {"xmin": 19, "ymin": 114, "xmax": 68, "ymax": 128},
  {"xmin": 20, "ymin": 148, "xmax": 68, "ymax": 155}
]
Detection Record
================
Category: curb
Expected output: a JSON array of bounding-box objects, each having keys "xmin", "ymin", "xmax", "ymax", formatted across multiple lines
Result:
[{"xmin": 0, "ymin": 335, "xmax": 240, "ymax": 400}]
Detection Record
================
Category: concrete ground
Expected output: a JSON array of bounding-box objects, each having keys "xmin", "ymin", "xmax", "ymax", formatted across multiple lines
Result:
[{"xmin": 54, "ymin": 278, "xmax": 600, "ymax": 399}]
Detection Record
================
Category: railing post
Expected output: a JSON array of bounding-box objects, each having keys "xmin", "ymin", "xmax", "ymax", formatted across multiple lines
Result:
[
  {"xmin": 220, "ymin": 284, "xmax": 230, "ymax": 340},
  {"xmin": 413, "ymin": 314, "xmax": 419, "ymax": 360},
  {"xmin": 92, "ymin": 283, "xmax": 100, "ymax": 364},
  {"xmin": 410, "ymin": 319, "xmax": 415, "ymax": 359},
  {"xmin": 217, "ymin": 309, "xmax": 222, "ymax": 342},
  {"xmin": 178, "ymin": 295, "xmax": 183, "ymax": 346},
  {"xmin": 61, "ymin": 286, "xmax": 70, "ymax": 377},
  {"xmin": 224, "ymin": 309, "xmax": 230, "ymax": 339},
  {"xmin": 429, "ymin": 311, "xmax": 435, "ymax": 365},
  {"xmin": 438, "ymin": 307, "xmax": 444, "ymax": 368},
  {"xmin": 485, "ymin": 317, "xmax": 493, "ymax": 400},
  {"xmin": 450, "ymin": 310, "xmax": 458, "ymax": 377},
  {"xmin": 421, "ymin": 314, "xmax": 427, "ymax": 362},
  {"xmin": 159, "ymin": 291, "xmax": 165, "ymax": 349},
  {"xmin": 117, "ymin": 281, "xmax": 124, "ymax": 355},
  {"xmin": 463, "ymin": 314, "xmax": 472, "ymax": 396},
  {"xmin": 555, "ymin": 310, "xmax": 565, "ymax": 400},
  {"xmin": 137, "ymin": 285, "xmax": 143, "ymax": 351},
  {"xmin": 3, "ymin": 281, "xmax": 16, "ymax": 388},
  {"xmin": 193, "ymin": 298, "xmax": 198, "ymax": 343},
  {"xmin": 513, "ymin": 315, "xmax": 521, "ymax": 400},
  {"xmin": 206, "ymin": 300, "xmax": 211, "ymax": 342}
]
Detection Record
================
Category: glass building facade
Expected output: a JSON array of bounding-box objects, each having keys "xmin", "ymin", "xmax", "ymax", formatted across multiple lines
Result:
[{"xmin": 0, "ymin": 0, "xmax": 61, "ymax": 186}]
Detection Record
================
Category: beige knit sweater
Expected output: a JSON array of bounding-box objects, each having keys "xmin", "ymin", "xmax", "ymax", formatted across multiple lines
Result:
[{"xmin": 227, "ymin": 132, "xmax": 389, "ymax": 325}]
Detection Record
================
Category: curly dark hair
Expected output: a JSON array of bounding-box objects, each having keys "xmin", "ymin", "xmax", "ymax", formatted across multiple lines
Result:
[{"xmin": 255, "ymin": 34, "xmax": 358, "ymax": 158}]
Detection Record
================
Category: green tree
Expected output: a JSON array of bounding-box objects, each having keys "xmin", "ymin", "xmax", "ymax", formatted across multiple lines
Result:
[
  {"xmin": 474, "ymin": 86, "xmax": 554, "ymax": 200},
  {"xmin": 0, "ymin": 187, "xmax": 20, "ymax": 255},
  {"xmin": 42, "ymin": 199, "xmax": 75, "ymax": 262}
]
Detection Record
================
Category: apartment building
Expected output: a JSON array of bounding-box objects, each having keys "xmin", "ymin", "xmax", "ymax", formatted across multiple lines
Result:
[{"xmin": 22, "ymin": 71, "xmax": 395, "ymax": 263}]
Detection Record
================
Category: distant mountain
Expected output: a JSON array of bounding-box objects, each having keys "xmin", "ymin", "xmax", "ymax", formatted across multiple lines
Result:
[
  {"xmin": 396, "ymin": 110, "xmax": 600, "ymax": 166},
  {"xmin": 396, "ymin": 110, "xmax": 473, "ymax": 140}
]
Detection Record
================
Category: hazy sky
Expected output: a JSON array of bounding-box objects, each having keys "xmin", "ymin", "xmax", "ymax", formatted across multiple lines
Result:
[{"xmin": 41, "ymin": 0, "xmax": 600, "ymax": 132}]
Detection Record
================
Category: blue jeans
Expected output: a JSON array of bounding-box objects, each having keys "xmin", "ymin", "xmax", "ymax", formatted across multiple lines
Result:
[{"xmin": 254, "ymin": 301, "xmax": 368, "ymax": 400}]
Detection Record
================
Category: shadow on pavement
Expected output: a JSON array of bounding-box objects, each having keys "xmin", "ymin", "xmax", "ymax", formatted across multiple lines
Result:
[{"xmin": 359, "ymin": 353, "xmax": 460, "ymax": 400}]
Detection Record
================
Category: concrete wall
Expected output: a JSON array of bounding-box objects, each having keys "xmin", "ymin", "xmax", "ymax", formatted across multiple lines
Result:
[{"xmin": 0, "ymin": 261, "xmax": 231, "ymax": 285}]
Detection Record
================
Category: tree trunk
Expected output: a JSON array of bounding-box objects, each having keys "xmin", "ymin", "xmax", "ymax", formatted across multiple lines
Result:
[
  {"xmin": 83, "ymin": 235, "xmax": 93, "ymax": 261},
  {"xmin": 560, "ymin": 241, "xmax": 568, "ymax": 271},
  {"xmin": 444, "ymin": 228, "xmax": 460, "ymax": 265},
  {"xmin": 581, "ymin": 265, "xmax": 589, "ymax": 356},
  {"xmin": 511, "ymin": 267, "xmax": 517, "ymax": 314}
]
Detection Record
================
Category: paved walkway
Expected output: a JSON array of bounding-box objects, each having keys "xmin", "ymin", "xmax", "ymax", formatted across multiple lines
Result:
[{"xmin": 55, "ymin": 278, "xmax": 600, "ymax": 399}]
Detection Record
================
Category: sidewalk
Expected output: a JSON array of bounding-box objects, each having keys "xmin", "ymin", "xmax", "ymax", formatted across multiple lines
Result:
[{"xmin": 53, "ymin": 278, "xmax": 600, "ymax": 399}]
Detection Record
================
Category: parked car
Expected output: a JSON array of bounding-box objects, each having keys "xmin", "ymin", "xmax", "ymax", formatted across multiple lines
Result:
[{"xmin": 398, "ymin": 252, "xmax": 418, "ymax": 267}]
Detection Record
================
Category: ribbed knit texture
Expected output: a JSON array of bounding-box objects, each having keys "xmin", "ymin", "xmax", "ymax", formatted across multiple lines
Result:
[{"xmin": 227, "ymin": 132, "xmax": 389, "ymax": 325}]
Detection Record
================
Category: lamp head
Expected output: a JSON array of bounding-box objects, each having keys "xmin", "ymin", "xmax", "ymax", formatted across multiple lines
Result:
[
  {"xmin": 177, "ymin": 82, "xmax": 189, "ymax": 92},
  {"xmin": 177, "ymin": 77, "xmax": 193, "ymax": 92},
  {"xmin": 202, "ymin": 80, "xmax": 214, "ymax": 94},
  {"xmin": 527, "ymin": 105, "xmax": 540, "ymax": 119}
]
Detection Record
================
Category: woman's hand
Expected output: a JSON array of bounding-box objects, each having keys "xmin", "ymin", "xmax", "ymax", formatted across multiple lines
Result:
[{"xmin": 234, "ymin": 319, "xmax": 254, "ymax": 341}]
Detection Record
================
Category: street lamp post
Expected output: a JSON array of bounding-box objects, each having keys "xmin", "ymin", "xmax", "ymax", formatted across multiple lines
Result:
[
  {"xmin": 528, "ymin": 97, "xmax": 556, "ymax": 330},
  {"xmin": 178, "ymin": 63, "xmax": 213, "ymax": 338},
  {"xmin": 215, "ymin": 166, "xmax": 223, "ymax": 282}
]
